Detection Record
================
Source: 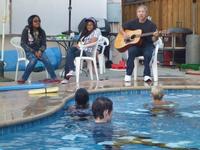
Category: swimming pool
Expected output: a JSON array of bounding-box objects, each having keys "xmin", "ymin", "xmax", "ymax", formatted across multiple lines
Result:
[{"xmin": 1, "ymin": 89, "xmax": 200, "ymax": 149}]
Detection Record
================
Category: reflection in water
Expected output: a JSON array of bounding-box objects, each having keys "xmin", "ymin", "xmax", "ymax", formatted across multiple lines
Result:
[
  {"xmin": 144, "ymin": 102, "xmax": 177, "ymax": 117},
  {"xmin": 113, "ymin": 136, "xmax": 196, "ymax": 150},
  {"xmin": 93, "ymin": 123, "xmax": 114, "ymax": 150},
  {"xmin": 65, "ymin": 107, "xmax": 93, "ymax": 121},
  {"xmin": 23, "ymin": 97, "xmax": 47, "ymax": 117},
  {"xmin": 23, "ymin": 96, "xmax": 61, "ymax": 117}
]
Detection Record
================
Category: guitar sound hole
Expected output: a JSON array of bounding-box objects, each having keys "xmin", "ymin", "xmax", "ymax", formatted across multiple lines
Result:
[
  {"xmin": 124, "ymin": 39, "xmax": 131, "ymax": 43},
  {"xmin": 131, "ymin": 35, "xmax": 136, "ymax": 39}
]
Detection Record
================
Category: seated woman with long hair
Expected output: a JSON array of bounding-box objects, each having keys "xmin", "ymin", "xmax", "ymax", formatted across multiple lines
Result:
[
  {"xmin": 18, "ymin": 15, "xmax": 58, "ymax": 84},
  {"xmin": 61, "ymin": 17, "xmax": 101, "ymax": 84}
]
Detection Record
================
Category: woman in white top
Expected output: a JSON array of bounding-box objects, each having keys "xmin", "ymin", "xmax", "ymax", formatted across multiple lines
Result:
[{"xmin": 61, "ymin": 17, "xmax": 101, "ymax": 84}]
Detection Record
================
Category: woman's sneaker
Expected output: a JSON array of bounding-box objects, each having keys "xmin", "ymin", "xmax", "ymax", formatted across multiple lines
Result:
[
  {"xmin": 61, "ymin": 79, "xmax": 68, "ymax": 84},
  {"xmin": 66, "ymin": 70, "xmax": 75, "ymax": 80}
]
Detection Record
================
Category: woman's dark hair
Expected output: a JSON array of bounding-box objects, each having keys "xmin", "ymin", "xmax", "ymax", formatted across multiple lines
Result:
[
  {"xmin": 79, "ymin": 17, "xmax": 97, "ymax": 41},
  {"xmin": 75, "ymin": 88, "xmax": 89, "ymax": 109},
  {"xmin": 27, "ymin": 15, "xmax": 43, "ymax": 38},
  {"xmin": 92, "ymin": 97, "xmax": 113, "ymax": 119}
]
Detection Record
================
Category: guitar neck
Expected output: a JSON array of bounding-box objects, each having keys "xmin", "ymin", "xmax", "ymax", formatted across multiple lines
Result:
[{"xmin": 140, "ymin": 32, "xmax": 154, "ymax": 37}]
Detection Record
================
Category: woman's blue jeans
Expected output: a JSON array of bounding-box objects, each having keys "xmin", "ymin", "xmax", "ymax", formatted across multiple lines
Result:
[
  {"xmin": 22, "ymin": 52, "xmax": 57, "ymax": 81},
  {"xmin": 64, "ymin": 46, "xmax": 86, "ymax": 79}
]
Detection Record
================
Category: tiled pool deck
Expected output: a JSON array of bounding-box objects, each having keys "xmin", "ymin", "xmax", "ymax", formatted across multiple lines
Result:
[{"xmin": 0, "ymin": 67, "xmax": 200, "ymax": 128}]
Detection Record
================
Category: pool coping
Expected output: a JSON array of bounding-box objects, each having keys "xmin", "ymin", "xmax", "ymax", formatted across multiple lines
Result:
[{"xmin": 1, "ymin": 84, "xmax": 200, "ymax": 128}]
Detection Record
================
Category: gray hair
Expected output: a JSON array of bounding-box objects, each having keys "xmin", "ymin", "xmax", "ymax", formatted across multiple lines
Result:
[{"xmin": 136, "ymin": 4, "xmax": 148, "ymax": 13}]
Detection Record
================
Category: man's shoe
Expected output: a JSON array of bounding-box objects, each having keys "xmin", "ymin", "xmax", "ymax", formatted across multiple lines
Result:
[
  {"xmin": 61, "ymin": 79, "xmax": 69, "ymax": 84},
  {"xmin": 17, "ymin": 80, "xmax": 25, "ymax": 84},
  {"xmin": 144, "ymin": 76, "xmax": 152, "ymax": 82},
  {"xmin": 124, "ymin": 75, "xmax": 131, "ymax": 82}
]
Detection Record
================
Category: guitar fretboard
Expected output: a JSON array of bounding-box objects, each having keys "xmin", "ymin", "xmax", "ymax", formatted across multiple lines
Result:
[{"xmin": 140, "ymin": 32, "xmax": 154, "ymax": 37}]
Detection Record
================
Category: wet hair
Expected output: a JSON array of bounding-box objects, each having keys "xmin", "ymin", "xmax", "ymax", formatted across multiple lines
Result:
[
  {"xmin": 92, "ymin": 97, "xmax": 113, "ymax": 119},
  {"xmin": 79, "ymin": 17, "xmax": 97, "ymax": 41},
  {"xmin": 75, "ymin": 88, "xmax": 89, "ymax": 109},
  {"xmin": 151, "ymin": 86, "xmax": 164, "ymax": 100},
  {"xmin": 27, "ymin": 15, "xmax": 43, "ymax": 39}
]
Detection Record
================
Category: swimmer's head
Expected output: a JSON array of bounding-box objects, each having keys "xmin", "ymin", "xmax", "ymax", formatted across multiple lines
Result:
[
  {"xmin": 151, "ymin": 86, "xmax": 164, "ymax": 100},
  {"xmin": 92, "ymin": 97, "xmax": 113, "ymax": 123},
  {"xmin": 75, "ymin": 88, "xmax": 89, "ymax": 109}
]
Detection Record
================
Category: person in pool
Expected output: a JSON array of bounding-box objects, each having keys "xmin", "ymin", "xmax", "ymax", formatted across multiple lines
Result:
[
  {"xmin": 92, "ymin": 97, "xmax": 113, "ymax": 123},
  {"xmin": 92, "ymin": 97, "xmax": 114, "ymax": 149},
  {"xmin": 67, "ymin": 88, "xmax": 92, "ymax": 119},
  {"xmin": 151, "ymin": 86, "xmax": 173, "ymax": 106},
  {"xmin": 144, "ymin": 86, "xmax": 176, "ymax": 114}
]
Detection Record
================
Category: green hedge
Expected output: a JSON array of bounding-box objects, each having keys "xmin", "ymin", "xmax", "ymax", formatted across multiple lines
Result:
[{"xmin": 180, "ymin": 64, "xmax": 200, "ymax": 70}]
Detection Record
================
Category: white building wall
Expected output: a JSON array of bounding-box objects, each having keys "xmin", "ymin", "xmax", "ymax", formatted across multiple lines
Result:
[{"xmin": 11, "ymin": 0, "xmax": 107, "ymax": 35}]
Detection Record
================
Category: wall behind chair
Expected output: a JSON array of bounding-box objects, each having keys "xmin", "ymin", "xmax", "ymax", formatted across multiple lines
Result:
[
  {"xmin": 0, "ymin": 0, "xmax": 10, "ymax": 35},
  {"xmin": 11, "ymin": 0, "xmax": 107, "ymax": 35}
]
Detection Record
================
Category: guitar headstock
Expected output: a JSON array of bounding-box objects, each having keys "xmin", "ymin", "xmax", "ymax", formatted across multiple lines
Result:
[
  {"xmin": 152, "ymin": 30, "xmax": 169, "ymax": 37},
  {"xmin": 158, "ymin": 30, "xmax": 169, "ymax": 36}
]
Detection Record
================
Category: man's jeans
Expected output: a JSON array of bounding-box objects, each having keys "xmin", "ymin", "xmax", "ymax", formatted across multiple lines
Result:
[
  {"xmin": 22, "ymin": 52, "xmax": 57, "ymax": 81},
  {"xmin": 126, "ymin": 44, "xmax": 154, "ymax": 77},
  {"xmin": 64, "ymin": 46, "xmax": 86, "ymax": 79}
]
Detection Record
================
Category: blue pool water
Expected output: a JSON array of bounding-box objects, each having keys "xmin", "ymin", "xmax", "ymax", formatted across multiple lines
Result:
[{"xmin": 1, "ymin": 90, "xmax": 200, "ymax": 149}]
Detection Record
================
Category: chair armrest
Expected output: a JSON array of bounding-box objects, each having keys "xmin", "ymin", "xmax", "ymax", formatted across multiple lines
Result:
[
  {"xmin": 78, "ymin": 41, "xmax": 98, "ymax": 57},
  {"xmin": 83, "ymin": 41, "xmax": 97, "ymax": 48},
  {"xmin": 150, "ymin": 38, "xmax": 163, "ymax": 66},
  {"xmin": 78, "ymin": 43, "xmax": 85, "ymax": 57},
  {"xmin": 98, "ymin": 36, "xmax": 109, "ymax": 55}
]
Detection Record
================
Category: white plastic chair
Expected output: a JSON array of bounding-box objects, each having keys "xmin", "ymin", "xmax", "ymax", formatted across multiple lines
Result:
[
  {"xmin": 75, "ymin": 35, "xmax": 102, "ymax": 83},
  {"xmin": 97, "ymin": 36, "xmax": 109, "ymax": 74},
  {"xmin": 133, "ymin": 38, "xmax": 163, "ymax": 82},
  {"xmin": 10, "ymin": 37, "xmax": 48, "ymax": 82}
]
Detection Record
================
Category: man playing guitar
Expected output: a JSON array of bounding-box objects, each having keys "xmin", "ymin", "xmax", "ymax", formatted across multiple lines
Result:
[{"xmin": 120, "ymin": 4, "xmax": 159, "ymax": 82}]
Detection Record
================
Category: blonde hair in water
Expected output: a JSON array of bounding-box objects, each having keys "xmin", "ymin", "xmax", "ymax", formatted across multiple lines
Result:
[{"xmin": 151, "ymin": 86, "xmax": 164, "ymax": 100}]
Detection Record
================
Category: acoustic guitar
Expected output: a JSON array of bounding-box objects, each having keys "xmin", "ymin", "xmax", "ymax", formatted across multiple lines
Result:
[{"xmin": 114, "ymin": 29, "xmax": 164, "ymax": 53}]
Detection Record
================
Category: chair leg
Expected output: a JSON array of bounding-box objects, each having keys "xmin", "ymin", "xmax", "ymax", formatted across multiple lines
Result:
[
  {"xmin": 93, "ymin": 59, "xmax": 99, "ymax": 81},
  {"xmin": 103, "ymin": 57, "xmax": 106, "ymax": 73},
  {"xmin": 98, "ymin": 54, "xmax": 104, "ymax": 74},
  {"xmin": 103, "ymin": 56, "xmax": 106, "ymax": 73},
  {"xmin": 134, "ymin": 58, "xmax": 139, "ymax": 81},
  {"xmin": 87, "ymin": 61, "xmax": 93, "ymax": 80},
  {"xmin": 152, "ymin": 62, "xmax": 158, "ymax": 82},
  {"xmin": 45, "ymin": 69, "xmax": 49, "ymax": 79},
  {"xmin": 75, "ymin": 58, "xmax": 81, "ymax": 83},
  {"xmin": 15, "ymin": 61, "xmax": 19, "ymax": 81},
  {"xmin": 25, "ymin": 60, "xmax": 31, "ymax": 83},
  {"xmin": 80, "ymin": 60, "xmax": 83, "ymax": 73}
]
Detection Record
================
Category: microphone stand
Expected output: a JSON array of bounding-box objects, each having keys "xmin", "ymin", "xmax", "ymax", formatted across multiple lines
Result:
[{"xmin": 62, "ymin": 0, "xmax": 72, "ymax": 35}]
